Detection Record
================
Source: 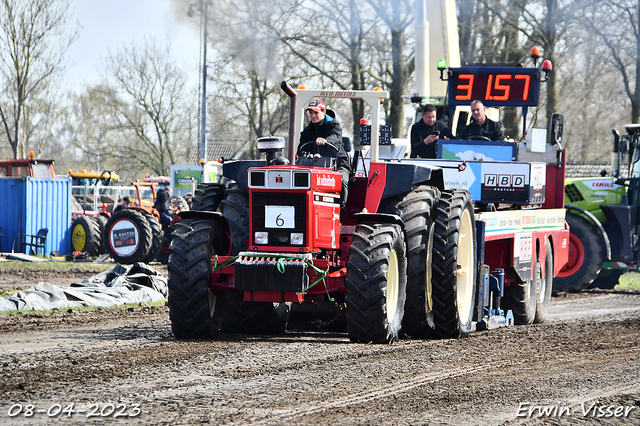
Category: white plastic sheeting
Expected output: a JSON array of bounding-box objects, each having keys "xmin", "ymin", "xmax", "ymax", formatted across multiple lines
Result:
[{"xmin": 0, "ymin": 263, "xmax": 168, "ymax": 312}]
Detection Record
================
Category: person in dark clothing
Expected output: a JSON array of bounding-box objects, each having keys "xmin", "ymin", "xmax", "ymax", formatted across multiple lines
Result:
[
  {"xmin": 460, "ymin": 100, "xmax": 505, "ymax": 141},
  {"xmin": 297, "ymin": 99, "xmax": 351, "ymax": 209},
  {"xmin": 113, "ymin": 196, "xmax": 130, "ymax": 213},
  {"xmin": 154, "ymin": 186, "xmax": 172, "ymax": 232},
  {"xmin": 410, "ymin": 104, "xmax": 454, "ymax": 158}
]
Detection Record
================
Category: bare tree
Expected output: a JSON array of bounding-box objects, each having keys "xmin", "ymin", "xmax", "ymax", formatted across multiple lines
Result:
[
  {"xmin": 579, "ymin": 0, "xmax": 640, "ymax": 123},
  {"xmin": 103, "ymin": 40, "xmax": 193, "ymax": 176},
  {"xmin": 0, "ymin": 0, "xmax": 78, "ymax": 159}
]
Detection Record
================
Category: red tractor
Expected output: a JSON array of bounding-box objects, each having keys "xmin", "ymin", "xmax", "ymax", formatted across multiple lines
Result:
[{"xmin": 168, "ymin": 76, "xmax": 568, "ymax": 343}]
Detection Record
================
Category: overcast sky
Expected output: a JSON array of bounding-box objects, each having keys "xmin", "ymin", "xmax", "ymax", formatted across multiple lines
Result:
[{"xmin": 64, "ymin": 0, "xmax": 201, "ymax": 90}]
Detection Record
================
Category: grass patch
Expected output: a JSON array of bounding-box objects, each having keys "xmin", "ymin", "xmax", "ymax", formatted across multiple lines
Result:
[
  {"xmin": 0, "ymin": 259, "xmax": 114, "ymax": 272},
  {"xmin": 617, "ymin": 272, "xmax": 640, "ymax": 290}
]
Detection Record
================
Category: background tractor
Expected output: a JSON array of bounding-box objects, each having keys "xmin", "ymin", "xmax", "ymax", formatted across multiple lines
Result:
[{"xmin": 556, "ymin": 125, "xmax": 640, "ymax": 291}]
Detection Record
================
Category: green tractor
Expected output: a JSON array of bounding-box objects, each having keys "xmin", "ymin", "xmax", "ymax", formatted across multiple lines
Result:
[{"xmin": 556, "ymin": 125, "xmax": 640, "ymax": 291}]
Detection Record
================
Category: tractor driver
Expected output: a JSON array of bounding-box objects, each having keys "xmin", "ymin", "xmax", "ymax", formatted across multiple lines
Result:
[
  {"xmin": 297, "ymin": 99, "xmax": 351, "ymax": 210},
  {"xmin": 460, "ymin": 100, "xmax": 505, "ymax": 141}
]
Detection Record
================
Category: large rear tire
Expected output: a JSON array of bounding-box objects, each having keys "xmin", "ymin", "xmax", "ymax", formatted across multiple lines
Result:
[
  {"xmin": 534, "ymin": 242, "xmax": 553, "ymax": 323},
  {"xmin": 93, "ymin": 215, "xmax": 108, "ymax": 254},
  {"xmin": 345, "ymin": 223, "xmax": 407, "ymax": 344},
  {"xmin": 222, "ymin": 292, "xmax": 290, "ymax": 335},
  {"xmin": 103, "ymin": 209, "xmax": 153, "ymax": 264},
  {"xmin": 191, "ymin": 184, "xmax": 224, "ymax": 212},
  {"xmin": 220, "ymin": 186, "xmax": 249, "ymax": 254},
  {"xmin": 140, "ymin": 211, "xmax": 162, "ymax": 263},
  {"xmin": 168, "ymin": 219, "xmax": 224, "ymax": 338},
  {"xmin": 555, "ymin": 214, "xmax": 604, "ymax": 292},
  {"xmin": 379, "ymin": 185, "xmax": 440, "ymax": 338},
  {"xmin": 71, "ymin": 216, "xmax": 102, "ymax": 256},
  {"xmin": 431, "ymin": 190, "xmax": 476, "ymax": 339}
]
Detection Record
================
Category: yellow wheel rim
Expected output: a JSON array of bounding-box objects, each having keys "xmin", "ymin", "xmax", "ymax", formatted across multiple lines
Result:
[
  {"xmin": 72, "ymin": 223, "xmax": 87, "ymax": 251},
  {"xmin": 457, "ymin": 208, "xmax": 474, "ymax": 325},
  {"xmin": 425, "ymin": 225, "xmax": 435, "ymax": 313},
  {"xmin": 387, "ymin": 248, "xmax": 399, "ymax": 323}
]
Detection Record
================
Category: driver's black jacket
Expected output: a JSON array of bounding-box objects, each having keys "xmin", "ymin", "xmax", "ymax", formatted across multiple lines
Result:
[
  {"xmin": 297, "ymin": 115, "xmax": 351, "ymax": 171},
  {"xmin": 460, "ymin": 117, "xmax": 505, "ymax": 141}
]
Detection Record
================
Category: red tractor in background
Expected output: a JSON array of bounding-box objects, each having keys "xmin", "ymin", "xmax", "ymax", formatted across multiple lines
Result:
[{"xmin": 167, "ymin": 71, "xmax": 569, "ymax": 343}]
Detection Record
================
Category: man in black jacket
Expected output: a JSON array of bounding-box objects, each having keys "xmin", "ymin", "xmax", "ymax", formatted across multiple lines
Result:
[
  {"xmin": 154, "ymin": 186, "xmax": 172, "ymax": 232},
  {"xmin": 410, "ymin": 104, "xmax": 454, "ymax": 158},
  {"xmin": 461, "ymin": 100, "xmax": 505, "ymax": 141},
  {"xmin": 297, "ymin": 99, "xmax": 351, "ymax": 209}
]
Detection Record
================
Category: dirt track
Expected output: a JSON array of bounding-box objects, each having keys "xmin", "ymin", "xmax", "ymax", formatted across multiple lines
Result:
[{"xmin": 0, "ymin": 267, "xmax": 639, "ymax": 425}]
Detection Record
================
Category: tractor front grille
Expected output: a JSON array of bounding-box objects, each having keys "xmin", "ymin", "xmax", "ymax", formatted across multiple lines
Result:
[
  {"xmin": 252, "ymin": 192, "xmax": 306, "ymax": 246},
  {"xmin": 565, "ymin": 183, "xmax": 584, "ymax": 202}
]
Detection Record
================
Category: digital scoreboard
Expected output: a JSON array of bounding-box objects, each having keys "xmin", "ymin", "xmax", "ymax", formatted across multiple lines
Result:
[{"xmin": 447, "ymin": 67, "xmax": 541, "ymax": 107}]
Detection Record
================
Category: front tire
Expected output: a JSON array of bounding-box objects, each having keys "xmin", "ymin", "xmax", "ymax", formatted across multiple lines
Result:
[
  {"xmin": 504, "ymin": 256, "xmax": 538, "ymax": 326},
  {"xmin": 431, "ymin": 190, "xmax": 477, "ymax": 339},
  {"xmin": 345, "ymin": 223, "xmax": 407, "ymax": 344},
  {"xmin": 168, "ymin": 219, "xmax": 223, "ymax": 338},
  {"xmin": 379, "ymin": 185, "xmax": 440, "ymax": 338},
  {"xmin": 555, "ymin": 214, "xmax": 604, "ymax": 292}
]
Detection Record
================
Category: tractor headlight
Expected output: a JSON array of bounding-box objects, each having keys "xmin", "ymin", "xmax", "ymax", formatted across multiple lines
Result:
[
  {"xmin": 254, "ymin": 231, "xmax": 269, "ymax": 245},
  {"xmin": 290, "ymin": 232, "xmax": 304, "ymax": 245}
]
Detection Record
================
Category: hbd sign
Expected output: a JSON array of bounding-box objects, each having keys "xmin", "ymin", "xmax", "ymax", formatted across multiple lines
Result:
[{"xmin": 484, "ymin": 174, "xmax": 526, "ymax": 188}]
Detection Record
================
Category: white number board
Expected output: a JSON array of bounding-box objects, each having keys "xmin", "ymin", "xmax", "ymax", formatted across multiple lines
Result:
[{"xmin": 265, "ymin": 205, "xmax": 295, "ymax": 228}]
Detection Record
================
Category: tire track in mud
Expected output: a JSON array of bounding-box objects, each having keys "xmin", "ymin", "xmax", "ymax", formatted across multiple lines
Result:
[{"xmin": 249, "ymin": 359, "xmax": 526, "ymax": 424}]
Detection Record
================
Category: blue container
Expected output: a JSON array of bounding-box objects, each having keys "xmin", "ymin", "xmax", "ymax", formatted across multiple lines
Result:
[{"xmin": 0, "ymin": 177, "xmax": 71, "ymax": 255}]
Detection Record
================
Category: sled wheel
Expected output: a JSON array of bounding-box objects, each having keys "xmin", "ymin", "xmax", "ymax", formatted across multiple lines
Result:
[
  {"xmin": 220, "ymin": 186, "xmax": 249, "ymax": 254},
  {"xmin": 345, "ymin": 223, "xmax": 407, "ymax": 344},
  {"xmin": 534, "ymin": 242, "xmax": 554, "ymax": 323},
  {"xmin": 589, "ymin": 269, "xmax": 623, "ymax": 289},
  {"xmin": 431, "ymin": 190, "xmax": 476, "ymax": 338},
  {"xmin": 103, "ymin": 209, "xmax": 153, "ymax": 264},
  {"xmin": 504, "ymin": 254, "xmax": 538, "ymax": 325},
  {"xmin": 168, "ymin": 219, "xmax": 224, "ymax": 338},
  {"xmin": 380, "ymin": 185, "xmax": 440, "ymax": 338},
  {"xmin": 555, "ymin": 214, "xmax": 604, "ymax": 292}
]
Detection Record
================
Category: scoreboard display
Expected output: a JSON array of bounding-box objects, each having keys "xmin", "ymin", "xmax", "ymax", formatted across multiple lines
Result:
[{"xmin": 447, "ymin": 67, "xmax": 541, "ymax": 107}]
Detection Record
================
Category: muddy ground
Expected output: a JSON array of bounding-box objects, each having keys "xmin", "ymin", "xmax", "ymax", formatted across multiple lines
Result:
[{"xmin": 0, "ymin": 265, "xmax": 639, "ymax": 425}]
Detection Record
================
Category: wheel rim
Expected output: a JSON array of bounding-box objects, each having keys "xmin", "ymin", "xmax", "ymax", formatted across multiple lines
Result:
[
  {"xmin": 457, "ymin": 208, "xmax": 474, "ymax": 325},
  {"xmin": 537, "ymin": 258, "xmax": 546, "ymax": 304},
  {"xmin": 387, "ymin": 248, "xmax": 399, "ymax": 323},
  {"xmin": 208, "ymin": 289, "xmax": 217, "ymax": 317},
  {"xmin": 108, "ymin": 219, "xmax": 140, "ymax": 257},
  {"xmin": 558, "ymin": 233, "xmax": 585, "ymax": 277},
  {"xmin": 71, "ymin": 224, "xmax": 87, "ymax": 251}
]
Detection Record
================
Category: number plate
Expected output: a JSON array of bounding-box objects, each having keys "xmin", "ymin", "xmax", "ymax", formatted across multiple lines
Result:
[{"xmin": 265, "ymin": 205, "xmax": 295, "ymax": 228}]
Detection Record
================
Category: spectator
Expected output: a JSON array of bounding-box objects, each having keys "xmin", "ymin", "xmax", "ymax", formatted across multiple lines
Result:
[
  {"xmin": 154, "ymin": 186, "xmax": 172, "ymax": 232},
  {"xmin": 113, "ymin": 196, "xmax": 130, "ymax": 213},
  {"xmin": 410, "ymin": 104, "xmax": 454, "ymax": 158}
]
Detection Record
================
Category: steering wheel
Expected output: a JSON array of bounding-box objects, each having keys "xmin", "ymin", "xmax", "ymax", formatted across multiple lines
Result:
[
  {"xmin": 298, "ymin": 140, "xmax": 339, "ymax": 155},
  {"xmin": 467, "ymin": 135, "xmax": 491, "ymax": 141}
]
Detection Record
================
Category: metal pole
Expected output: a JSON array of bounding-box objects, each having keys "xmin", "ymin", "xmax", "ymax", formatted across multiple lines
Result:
[{"xmin": 199, "ymin": 1, "xmax": 208, "ymax": 162}]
